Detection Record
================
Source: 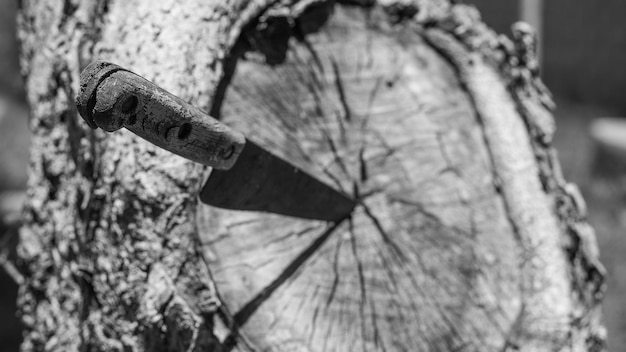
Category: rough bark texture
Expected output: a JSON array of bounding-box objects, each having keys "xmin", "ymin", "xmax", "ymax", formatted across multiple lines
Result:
[{"xmin": 16, "ymin": 0, "xmax": 605, "ymax": 351}]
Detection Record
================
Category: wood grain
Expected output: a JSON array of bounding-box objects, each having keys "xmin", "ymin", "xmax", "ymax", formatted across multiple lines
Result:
[{"xmin": 201, "ymin": 6, "xmax": 521, "ymax": 351}]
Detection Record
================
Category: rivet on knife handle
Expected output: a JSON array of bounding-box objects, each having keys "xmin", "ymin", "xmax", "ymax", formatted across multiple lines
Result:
[{"xmin": 75, "ymin": 61, "xmax": 246, "ymax": 170}]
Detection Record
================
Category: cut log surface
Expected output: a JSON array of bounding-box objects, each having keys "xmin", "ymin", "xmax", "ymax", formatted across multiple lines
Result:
[
  {"xmin": 199, "ymin": 5, "xmax": 604, "ymax": 352},
  {"xmin": 16, "ymin": 0, "xmax": 605, "ymax": 351},
  {"xmin": 203, "ymin": 7, "xmax": 520, "ymax": 351}
]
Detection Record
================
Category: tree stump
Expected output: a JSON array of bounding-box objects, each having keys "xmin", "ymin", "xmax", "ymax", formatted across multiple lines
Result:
[{"xmin": 16, "ymin": 1, "xmax": 605, "ymax": 351}]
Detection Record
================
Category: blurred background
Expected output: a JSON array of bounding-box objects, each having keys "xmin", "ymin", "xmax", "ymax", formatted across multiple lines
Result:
[
  {"xmin": 0, "ymin": 0, "xmax": 28, "ymax": 350},
  {"xmin": 1, "ymin": 0, "xmax": 625, "ymax": 350}
]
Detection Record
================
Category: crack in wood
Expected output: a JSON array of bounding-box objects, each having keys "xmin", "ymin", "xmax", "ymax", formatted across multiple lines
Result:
[
  {"xmin": 330, "ymin": 58, "xmax": 352, "ymax": 122},
  {"xmin": 325, "ymin": 234, "xmax": 343, "ymax": 308},
  {"xmin": 361, "ymin": 202, "xmax": 406, "ymax": 261},
  {"xmin": 224, "ymin": 218, "xmax": 349, "ymax": 350}
]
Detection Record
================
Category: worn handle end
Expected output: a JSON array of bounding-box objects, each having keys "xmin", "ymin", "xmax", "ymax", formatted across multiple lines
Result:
[{"xmin": 76, "ymin": 61, "xmax": 128, "ymax": 130}]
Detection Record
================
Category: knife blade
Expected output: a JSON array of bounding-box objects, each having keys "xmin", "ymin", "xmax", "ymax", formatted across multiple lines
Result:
[{"xmin": 75, "ymin": 61, "xmax": 356, "ymax": 221}]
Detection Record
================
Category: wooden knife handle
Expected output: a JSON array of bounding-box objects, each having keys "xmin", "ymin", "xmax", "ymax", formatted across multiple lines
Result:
[{"xmin": 75, "ymin": 61, "xmax": 246, "ymax": 170}]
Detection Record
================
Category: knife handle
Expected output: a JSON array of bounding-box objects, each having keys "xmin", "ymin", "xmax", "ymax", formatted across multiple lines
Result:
[{"xmin": 75, "ymin": 61, "xmax": 246, "ymax": 170}]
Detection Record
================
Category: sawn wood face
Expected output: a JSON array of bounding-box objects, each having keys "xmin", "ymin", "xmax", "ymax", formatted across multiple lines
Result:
[{"xmin": 199, "ymin": 7, "xmax": 522, "ymax": 351}]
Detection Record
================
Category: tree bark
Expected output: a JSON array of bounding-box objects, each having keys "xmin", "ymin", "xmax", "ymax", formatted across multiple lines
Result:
[{"xmin": 16, "ymin": 1, "xmax": 606, "ymax": 351}]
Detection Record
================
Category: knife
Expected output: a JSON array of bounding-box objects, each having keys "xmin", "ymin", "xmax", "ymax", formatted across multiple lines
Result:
[{"xmin": 75, "ymin": 61, "xmax": 356, "ymax": 222}]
